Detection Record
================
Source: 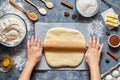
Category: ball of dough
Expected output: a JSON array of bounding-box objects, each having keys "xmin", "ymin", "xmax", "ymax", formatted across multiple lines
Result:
[
  {"xmin": 105, "ymin": 75, "xmax": 113, "ymax": 80},
  {"xmin": 112, "ymin": 70, "xmax": 120, "ymax": 78}
]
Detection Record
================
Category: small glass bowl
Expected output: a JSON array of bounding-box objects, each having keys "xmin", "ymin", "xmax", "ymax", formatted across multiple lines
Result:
[
  {"xmin": 0, "ymin": 54, "xmax": 13, "ymax": 72},
  {"xmin": 108, "ymin": 34, "xmax": 120, "ymax": 48}
]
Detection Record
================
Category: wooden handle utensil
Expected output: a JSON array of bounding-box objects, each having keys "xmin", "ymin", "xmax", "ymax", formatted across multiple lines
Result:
[
  {"xmin": 9, "ymin": 0, "xmax": 39, "ymax": 21},
  {"xmin": 43, "ymin": 41, "xmax": 86, "ymax": 51}
]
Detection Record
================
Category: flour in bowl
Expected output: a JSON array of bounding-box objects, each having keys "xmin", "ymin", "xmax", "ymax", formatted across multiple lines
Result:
[
  {"xmin": 0, "ymin": 14, "xmax": 26, "ymax": 46},
  {"xmin": 76, "ymin": 0, "xmax": 98, "ymax": 16}
]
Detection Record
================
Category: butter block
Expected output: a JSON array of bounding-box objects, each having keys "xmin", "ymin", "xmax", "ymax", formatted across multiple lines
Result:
[
  {"xmin": 107, "ymin": 13, "xmax": 118, "ymax": 19},
  {"xmin": 101, "ymin": 8, "xmax": 120, "ymax": 30},
  {"xmin": 106, "ymin": 21, "xmax": 118, "ymax": 27},
  {"xmin": 106, "ymin": 17, "xmax": 118, "ymax": 24},
  {"xmin": 105, "ymin": 12, "xmax": 118, "ymax": 28}
]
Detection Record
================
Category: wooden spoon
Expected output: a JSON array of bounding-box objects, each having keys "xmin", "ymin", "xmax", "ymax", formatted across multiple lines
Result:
[
  {"xmin": 9, "ymin": 0, "xmax": 39, "ymax": 21},
  {"xmin": 41, "ymin": 0, "xmax": 54, "ymax": 9},
  {"xmin": 25, "ymin": 0, "xmax": 47, "ymax": 15}
]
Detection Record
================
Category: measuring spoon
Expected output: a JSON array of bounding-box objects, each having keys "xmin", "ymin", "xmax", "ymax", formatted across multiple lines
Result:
[
  {"xmin": 41, "ymin": 0, "xmax": 54, "ymax": 9},
  {"xmin": 25, "ymin": 0, "xmax": 47, "ymax": 15},
  {"xmin": 9, "ymin": 0, "xmax": 39, "ymax": 21}
]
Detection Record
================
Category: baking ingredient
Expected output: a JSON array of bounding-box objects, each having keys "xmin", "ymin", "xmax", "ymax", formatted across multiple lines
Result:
[
  {"xmin": 41, "ymin": 0, "xmax": 54, "ymax": 9},
  {"xmin": 0, "ymin": 54, "xmax": 13, "ymax": 72},
  {"xmin": 76, "ymin": 0, "xmax": 98, "ymax": 15},
  {"xmin": 88, "ymin": 20, "xmax": 104, "ymax": 37},
  {"xmin": 64, "ymin": 11, "xmax": 70, "ymax": 17},
  {"xmin": 106, "ymin": 31, "xmax": 110, "ymax": 36},
  {"xmin": 44, "ymin": 27, "xmax": 86, "ymax": 67},
  {"xmin": 0, "ymin": 15, "xmax": 26, "ymax": 46},
  {"xmin": 105, "ymin": 75, "xmax": 113, "ymax": 80},
  {"xmin": 25, "ymin": 10, "xmax": 38, "ymax": 21},
  {"xmin": 38, "ymin": 7, "xmax": 47, "ymax": 15},
  {"xmin": 106, "ymin": 13, "xmax": 118, "ymax": 27},
  {"xmin": 0, "ymin": 14, "xmax": 26, "ymax": 46},
  {"xmin": 107, "ymin": 13, "xmax": 118, "ymax": 19},
  {"xmin": 9, "ymin": 0, "xmax": 39, "ymax": 21},
  {"xmin": 101, "ymin": 8, "xmax": 118, "ymax": 30},
  {"xmin": 61, "ymin": 0, "xmax": 73, "ymax": 9},
  {"xmin": 45, "ymin": 1, "xmax": 53, "ymax": 9},
  {"xmin": 105, "ymin": 59, "xmax": 110, "ymax": 63},
  {"xmin": 107, "ymin": 50, "xmax": 119, "ymax": 61},
  {"xmin": 2, "ymin": 59, "xmax": 11, "ymax": 68},
  {"xmin": 72, "ymin": 14, "xmax": 77, "ymax": 19},
  {"xmin": 112, "ymin": 70, "xmax": 120, "ymax": 78},
  {"xmin": 109, "ymin": 35, "xmax": 120, "ymax": 46},
  {"xmin": 25, "ymin": 0, "xmax": 47, "ymax": 15}
]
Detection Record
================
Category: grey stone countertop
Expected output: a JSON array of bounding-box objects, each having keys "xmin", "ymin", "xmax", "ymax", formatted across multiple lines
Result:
[{"xmin": 0, "ymin": 0, "xmax": 120, "ymax": 80}]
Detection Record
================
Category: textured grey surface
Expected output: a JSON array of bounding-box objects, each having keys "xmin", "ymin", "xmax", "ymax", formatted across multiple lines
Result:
[{"xmin": 0, "ymin": 0, "xmax": 120, "ymax": 80}]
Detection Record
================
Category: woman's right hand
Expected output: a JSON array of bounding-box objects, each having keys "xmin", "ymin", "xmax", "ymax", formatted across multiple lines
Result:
[{"xmin": 85, "ymin": 36, "xmax": 104, "ymax": 67}]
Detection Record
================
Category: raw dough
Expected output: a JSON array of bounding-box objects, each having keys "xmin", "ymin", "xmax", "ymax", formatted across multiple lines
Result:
[{"xmin": 44, "ymin": 27, "xmax": 86, "ymax": 67}]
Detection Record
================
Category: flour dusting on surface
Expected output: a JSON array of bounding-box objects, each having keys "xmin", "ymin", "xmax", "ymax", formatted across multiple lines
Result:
[
  {"xmin": 13, "ymin": 51, "xmax": 26, "ymax": 70},
  {"xmin": 87, "ymin": 20, "xmax": 104, "ymax": 37}
]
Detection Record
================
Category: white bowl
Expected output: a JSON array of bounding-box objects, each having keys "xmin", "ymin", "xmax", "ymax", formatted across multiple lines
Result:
[
  {"xmin": 76, "ymin": 0, "xmax": 100, "ymax": 17},
  {"xmin": 0, "ymin": 14, "xmax": 27, "ymax": 47},
  {"xmin": 108, "ymin": 34, "xmax": 120, "ymax": 48}
]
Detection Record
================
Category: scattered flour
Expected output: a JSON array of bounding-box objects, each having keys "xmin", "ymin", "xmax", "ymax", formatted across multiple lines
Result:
[
  {"xmin": 13, "ymin": 50, "xmax": 26, "ymax": 70},
  {"xmin": 87, "ymin": 20, "xmax": 104, "ymax": 38}
]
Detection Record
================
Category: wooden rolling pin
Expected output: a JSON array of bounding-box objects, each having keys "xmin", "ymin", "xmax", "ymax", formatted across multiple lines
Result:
[{"xmin": 43, "ymin": 41, "xmax": 86, "ymax": 51}]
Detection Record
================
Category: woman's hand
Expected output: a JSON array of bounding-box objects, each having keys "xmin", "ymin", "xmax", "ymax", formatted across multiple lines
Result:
[
  {"xmin": 85, "ymin": 36, "xmax": 104, "ymax": 67},
  {"xmin": 27, "ymin": 35, "xmax": 43, "ymax": 65}
]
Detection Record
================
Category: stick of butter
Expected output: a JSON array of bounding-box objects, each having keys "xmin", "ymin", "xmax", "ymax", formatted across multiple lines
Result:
[
  {"xmin": 107, "ymin": 13, "xmax": 118, "ymax": 19},
  {"xmin": 106, "ymin": 13, "xmax": 118, "ymax": 27}
]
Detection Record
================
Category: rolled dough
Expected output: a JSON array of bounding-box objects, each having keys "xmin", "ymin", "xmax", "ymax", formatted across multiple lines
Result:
[{"xmin": 44, "ymin": 27, "xmax": 86, "ymax": 67}]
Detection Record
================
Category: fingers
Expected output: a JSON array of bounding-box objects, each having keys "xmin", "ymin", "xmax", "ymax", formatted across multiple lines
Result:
[
  {"xmin": 88, "ymin": 36, "xmax": 101, "ymax": 49},
  {"xmin": 89, "ymin": 37, "xmax": 92, "ymax": 44},
  {"xmin": 27, "ymin": 39, "xmax": 30, "ymax": 49},
  {"xmin": 97, "ymin": 37, "xmax": 99, "ymax": 45},
  {"xmin": 37, "ymin": 36, "xmax": 42, "ymax": 48},
  {"xmin": 88, "ymin": 36, "xmax": 96, "ymax": 48},
  {"xmin": 31, "ymin": 35, "xmax": 34, "ymax": 43},
  {"xmin": 34, "ymin": 35, "xmax": 39, "ymax": 46},
  {"xmin": 34, "ymin": 35, "xmax": 38, "ymax": 42},
  {"xmin": 29, "ymin": 35, "xmax": 43, "ymax": 47},
  {"xmin": 98, "ymin": 43, "xmax": 104, "ymax": 54},
  {"xmin": 92, "ymin": 36, "xmax": 96, "ymax": 47},
  {"xmin": 93, "ymin": 36, "xmax": 96, "ymax": 44},
  {"xmin": 87, "ymin": 36, "xmax": 92, "ymax": 48}
]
